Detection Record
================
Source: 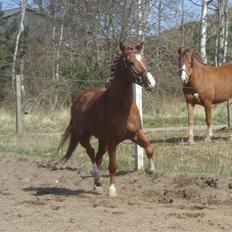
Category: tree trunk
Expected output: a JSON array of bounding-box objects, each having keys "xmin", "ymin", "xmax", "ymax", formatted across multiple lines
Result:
[
  {"xmin": 217, "ymin": 0, "xmax": 228, "ymax": 65},
  {"xmin": 55, "ymin": 0, "xmax": 67, "ymax": 81},
  {"xmin": 200, "ymin": 0, "xmax": 209, "ymax": 63},
  {"xmin": 12, "ymin": 0, "xmax": 26, "ymax": 134},
  {"xmin": 12, "ymin": 0, "xmax": 26, "ymax": 94},
  {"xmin": 156, "ymin": 0, "xmax": 162, "ymax": 60}
]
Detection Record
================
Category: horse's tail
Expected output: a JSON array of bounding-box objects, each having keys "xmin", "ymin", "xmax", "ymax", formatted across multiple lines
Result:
[
  {"xmin": 58, "ymin": 120, "xmax": 79, "ymax": 162},
  {"xmin": 58, "ymin": 99, "xmax": 80, "ymax": 162},
  {"xmin": 58, "ymin": 121, "xmax": 72, "ymax": 151}
]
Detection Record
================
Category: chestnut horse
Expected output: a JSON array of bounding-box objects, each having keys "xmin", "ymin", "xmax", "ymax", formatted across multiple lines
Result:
[
  {"xmin": 178, "ymin": 48, "xmax": 232, "ymax": 143},
  {"xmin": 59, "ymin": 42, "xmax": 156, "ymax": 197}
]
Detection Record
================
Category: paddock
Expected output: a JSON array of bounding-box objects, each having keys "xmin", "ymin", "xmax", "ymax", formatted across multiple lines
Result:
[{"xmin": 0, "ymin": 126, "xmax": 232, "ymax": 232}]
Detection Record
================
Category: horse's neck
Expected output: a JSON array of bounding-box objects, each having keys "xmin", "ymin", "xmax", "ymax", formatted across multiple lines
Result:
[
  {"xmin": 191, "ymin": 58, "xmax": 206, "ymax": 88},
  {"xmin": 107, "ymin": 64, "xmax": 134, "ymax": 110},
  {"xmin": 192, "ymin": 56, "xmax": 207, "ymax": 71}
]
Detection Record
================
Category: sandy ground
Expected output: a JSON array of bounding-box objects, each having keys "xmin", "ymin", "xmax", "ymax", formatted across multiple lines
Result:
[{"xmin": 1, "ymin": 153, "xmax": 232, "ymax": 232}]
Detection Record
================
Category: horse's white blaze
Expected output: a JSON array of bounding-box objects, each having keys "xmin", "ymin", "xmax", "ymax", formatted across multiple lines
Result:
[
  {"xmin": 135, "ymin": 54, "xmax": 146, "ymax": 69},
  {"xmin": 181, "ymin": 64, "xmax": 188, "ymax": 83},
  {"xmin": 135, "ymin": 54, "xmax": 142, "ymax": 61},
  {"xmin": 146, "ymin": 72, "xmax": 156, "ymax": 89},
  {"xmin": 109, "ymin": 184, "xmax": 117, "ymax": 197}
]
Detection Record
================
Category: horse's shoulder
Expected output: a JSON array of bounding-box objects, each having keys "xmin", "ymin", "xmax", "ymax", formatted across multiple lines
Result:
[{"xmin": 80, "ymin": 88, "xmax": 106, "ymax": 98}]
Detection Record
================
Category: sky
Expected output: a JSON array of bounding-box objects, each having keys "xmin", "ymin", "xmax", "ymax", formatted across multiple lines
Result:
[{"xmin": 1, "ymin": 0, "xmax": 19, "ymax": 10}]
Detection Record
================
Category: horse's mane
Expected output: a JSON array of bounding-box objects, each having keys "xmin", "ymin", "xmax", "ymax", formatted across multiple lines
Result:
[
  {"xmin": 192, "ymin": 52, "xmax": 207, "ymax": 66},
  {"xmin": 182, "ymin": 48, "xmax": 207, "ymax": 66},
  {"xmin": 110, "ymin": 53, "xmax": 121, "ymax": 79}
]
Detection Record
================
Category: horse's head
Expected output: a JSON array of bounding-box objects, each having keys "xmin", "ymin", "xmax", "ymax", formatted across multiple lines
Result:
[
  {"xmin": 178, "ymin": 47, "xmax": 195, "ymax": 84},
  {"xmin": 119, "ymin": 41, "xmax": 156, "ymax": 90}
]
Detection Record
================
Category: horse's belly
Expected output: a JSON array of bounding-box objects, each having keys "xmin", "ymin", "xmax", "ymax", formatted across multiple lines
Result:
[
  {"xmin": 84, "ymin": 114, "xmax": 129, "ymax": 141},
  {"xmin": 213, "ymin": 92, "xmax": 232, "ymax": 104}
]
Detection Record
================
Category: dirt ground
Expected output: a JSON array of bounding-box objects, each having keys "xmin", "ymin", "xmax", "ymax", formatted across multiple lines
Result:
[{"xmin": 1, "ymin": 153, "xmax": 232, "ymax": 232}]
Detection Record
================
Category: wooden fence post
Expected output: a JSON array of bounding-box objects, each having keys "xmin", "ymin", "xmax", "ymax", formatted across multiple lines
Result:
[
  {"xmin": 133, "ymin": 84, "xmax": 144, "ymax": 171},
  {"xmin": 227, "ymin": 100, "xmax": 231, "ymax": 128},
  {"xmin": 15, "ymin": 75, "xmax": 23, "ymax": 134}
]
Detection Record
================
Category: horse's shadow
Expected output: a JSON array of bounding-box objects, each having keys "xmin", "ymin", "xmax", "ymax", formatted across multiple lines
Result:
[
  {"xmin": 23, "ymin": 170, "xmax": 134, "ymax": 197},
  {"xmin": 23, "ymin": 186, "xmax": 93, "ymax": 196}
]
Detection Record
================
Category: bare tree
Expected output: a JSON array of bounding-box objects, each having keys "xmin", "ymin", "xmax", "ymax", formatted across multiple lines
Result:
[
  {"xmin": 55, "ymin": 0, "xmax": 67, "ymax": 81},
  {"xmin": 12, "ymin": 0, "xmax": 27, "ymax": 92},
  {"xmin": 11, "ymin": 0, "xmax": 27, "ymax": 133},
  {"xmin": 217, "ymin": 0, "xmax": 229, "ymax": 65},
  {"xmin": 200, "ymin": 0, "xmax": 210, "ymax": 63}
]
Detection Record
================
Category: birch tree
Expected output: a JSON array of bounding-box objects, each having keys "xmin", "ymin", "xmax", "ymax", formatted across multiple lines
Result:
[
  {"xmin": 12, "ymin": 0, "xmax": 27, "ymax": 133},
  {"xmin": 12, "ymin": 0, "xmax": 27, "ymax": 92},
  {"xmin": 200, "ymin": 0, "xmax": 210, "ymax": 63},
  {"xmin": 55, "ymin": 0, "xmax": 67, "ymax": 81}
]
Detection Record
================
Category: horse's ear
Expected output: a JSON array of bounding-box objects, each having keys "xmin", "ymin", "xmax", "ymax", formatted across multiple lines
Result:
[
  {"xmin": 178, "ymin": 47, "xmax": 183, "ymax": 54},
  {"xmin": 135, "ymin": 42, "xmax": 144, "ymax": 51},
  {"xmin": 119, "ymin": 41, "xmax": 126, "ymax": 52}
]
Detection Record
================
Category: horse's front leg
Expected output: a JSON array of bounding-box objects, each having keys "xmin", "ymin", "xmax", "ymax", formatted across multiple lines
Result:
[
  {"xmin": 107, "ymin": 143, "xmax": 117, "ymax": 198},
  {"xmin": 187, "ymin": 102, "xmax": 195, "ymax": 144},
  {"xmin": 132, "ymin": 129, "xmax": 155, "ymax": 174},
  {"xmin": 204, "ymin": 102, "xmax": 213, "ymax": 141},
  {"xmin": 93, "ymin": 140, "xmax": 107, "ymax": 187}
]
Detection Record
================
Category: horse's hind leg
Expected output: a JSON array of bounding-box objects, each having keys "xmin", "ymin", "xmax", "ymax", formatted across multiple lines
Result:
[
  {"xmin": 187, "ymin": 102, "xmax": 195, "ymax": 144},
  {"xmin": 204, "ymin": 102, "xmax": 213, "ymax": 141},
  {"xmin": 79, "ymin": 135, "xmax": 102, "ymax": 187},
  {"xmin": 131, "ymin": 129, "xmax": 155, "ymax": 174},
  {"xmin": 96, "ymin": 140, "xmax": 107, "ymax": 169},
  {"xmin": 107, "ymin": 143, "xmax": 117, "ymax": 197}
]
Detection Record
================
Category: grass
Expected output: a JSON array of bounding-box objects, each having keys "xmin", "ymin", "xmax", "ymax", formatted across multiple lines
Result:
[{"xmin": 0, "ymin": 97, "xmax": 231, "ymax": 176}]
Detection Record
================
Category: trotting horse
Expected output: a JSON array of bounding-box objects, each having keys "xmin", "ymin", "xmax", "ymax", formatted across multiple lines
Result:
[
  {"xmin": 178, "ymin": 47, "xmax": 232, "ymax": 144},
  {"xmin": 59, "ymin": 42, "xmax": 156, "ymax": 197}
]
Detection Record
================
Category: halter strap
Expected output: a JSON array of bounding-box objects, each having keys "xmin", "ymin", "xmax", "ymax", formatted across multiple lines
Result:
[{"xmin": 123, "ymin": 56, "xmax": 148, "ymax": 86}]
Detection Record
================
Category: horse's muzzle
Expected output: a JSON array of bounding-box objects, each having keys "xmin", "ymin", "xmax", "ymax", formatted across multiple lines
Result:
[
  {"xmin": 132, "ymin": 71, "xmax": 156, "ymax": 90},
  {"xmin": 145, "ymin": 72, "xmax": 156, "ymax": 90}
]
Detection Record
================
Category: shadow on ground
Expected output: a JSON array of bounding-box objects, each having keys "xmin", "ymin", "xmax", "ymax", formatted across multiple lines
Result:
[{"xmin": 23, "ymin": 186, "xmax": 94, "ymax": 196}]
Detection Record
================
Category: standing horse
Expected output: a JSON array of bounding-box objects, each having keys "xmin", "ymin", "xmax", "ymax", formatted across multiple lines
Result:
[
  {"xmin": 59, "ymin": 42, "xmax": 156, "ymax": 197},
  {"xmin": 178, "ymin": 47, "xmax": 232, "ymax": 143}
]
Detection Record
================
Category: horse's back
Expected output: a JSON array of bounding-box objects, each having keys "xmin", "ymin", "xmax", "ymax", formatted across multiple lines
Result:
[{"xmin": 73, "ymin": 88, "xmax": 106, "ymax": 109}]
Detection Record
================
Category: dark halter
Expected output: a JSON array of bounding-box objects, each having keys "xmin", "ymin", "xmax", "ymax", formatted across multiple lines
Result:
[{"xmin": 123, "ymin": 54, "xmax": 148, "ymax": 87}]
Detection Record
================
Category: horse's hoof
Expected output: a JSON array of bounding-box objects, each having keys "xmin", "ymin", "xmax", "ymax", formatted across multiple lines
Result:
[
  {"xmin": 145, "ymin": 168, "xmax": 154, "ymax": 175},
  {"xmin": 94, "ymin": 177, "xmax": 103, "ymax": 187},
  {"xmin": 108, "ymin": 184, "xmax": 117, "ymax": 198},
  {"xmin": 109, "ymin": 192, "xmax": 117, "ymax": 198},
  {"xmin": 93, "ymin": 184, "xmax": 103, "ymax": 194}
]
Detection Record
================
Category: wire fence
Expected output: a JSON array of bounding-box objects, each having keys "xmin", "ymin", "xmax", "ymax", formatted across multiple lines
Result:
[
  {"xmin": 19, "ymin": 77, "xmax": 186, "ymax": 114},
  {"xmin": 1, "ymin": 74, "xmax": 231, "ymax": 129}
]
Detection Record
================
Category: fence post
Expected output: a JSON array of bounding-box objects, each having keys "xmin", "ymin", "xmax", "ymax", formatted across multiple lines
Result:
[
  {"xmin": 133, "ymin": 84, "xmax": 144, "ymax": 171},
  {"xmin": 15, "ymin": 74, "xmax": 23, "ymax": 134},
  {"xmin": 227, "ymin": 100, "xmax": 231, "ymax": 128}
]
